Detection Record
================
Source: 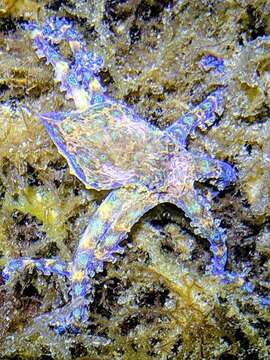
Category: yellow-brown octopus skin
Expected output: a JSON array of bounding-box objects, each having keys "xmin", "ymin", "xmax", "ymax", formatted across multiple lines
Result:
[{"xmin": 3, "ymin": 18, "xmax": 237, "ymax": 334}]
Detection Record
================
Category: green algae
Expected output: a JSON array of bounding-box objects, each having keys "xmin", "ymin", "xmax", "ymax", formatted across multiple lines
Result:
[{"xmin": 0, "ymin": 0, "xmax": 269, "ymax": 359}]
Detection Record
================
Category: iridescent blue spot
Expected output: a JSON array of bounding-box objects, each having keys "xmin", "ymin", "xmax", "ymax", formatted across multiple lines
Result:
[
  {"xmin": 78, "ymin": 253, "xmax": 89, "ymax": 267},
  {"xmin": 82, "ymin": 71, "xmax": 92, "ymax": 82},
  {"xmin": 43, "ymin": 24, "xmax": 52, "ymax": 37},
  {"xmin": 201, "ymin": 101, "xmax": 211, "ymax": 110},
  {"xmin": 68, "ymin": 74, "xmax": 78, "ymax": 86},
  {"xmin": 112, "ymin": 110, "xmax": 122, "ymax": 118},
  {"xmin": 73, "ymin": 307, "xmax": 82, "ymax": 321},
  {"xmin": 87, "ymin": 52, "xmax": 94, "ymax": 61},
  {"xmin": 183, "ymin": 115, "xmax": 194, "ymax": 125},
  {"xmin": 110, "ymin": 192, "xmax": 117, "ymax": 201},
  {"xmin": 202, "ymin": 159, "xmax": 209, "ymax": 171},
  {"xmin": 74, "ymin": 283, "xmax": 84, "ymax": 296},
  {"xmin": 190, "ymin": 202, "xmax": 200, "ymax": 213},
  {"xmin": 93, "ymin": 95, "xmax": 103, "ymax": 104}
]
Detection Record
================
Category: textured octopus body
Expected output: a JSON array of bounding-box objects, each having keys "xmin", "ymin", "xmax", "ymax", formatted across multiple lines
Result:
[
  {"xmin": 41, "ymin": 101, "xmax": 171, "ymax": 191},
  {"xmin": 3, "ymin": 18, "xmax": 237, "ymax": 334}
]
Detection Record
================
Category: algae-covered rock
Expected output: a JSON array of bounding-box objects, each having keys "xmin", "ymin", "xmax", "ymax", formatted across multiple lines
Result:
[{"xmin": 0, "ymin": 0, "xmax": 269, "ymax": 359}]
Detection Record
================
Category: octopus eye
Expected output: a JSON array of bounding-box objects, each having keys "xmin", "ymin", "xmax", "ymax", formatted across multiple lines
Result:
[{"xmin": 100, "ymin": 154, "xmax": 108, "ymax": 161}]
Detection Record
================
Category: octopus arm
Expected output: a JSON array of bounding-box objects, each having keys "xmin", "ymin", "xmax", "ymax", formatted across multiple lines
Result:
[
  {"xmin": 64, "ymin": 186, "xmax": 161, "ymax": 331},
  {"xmin": 193, "ymin": 152, "xmax": 237, "ymax": 190},
  {"xmin": 169, "ymin": 189, "xmax": 227, "ymax": 275},
  {"xmin": 166, "ymin": 89, "xmax": 224, "ymax": 144}
]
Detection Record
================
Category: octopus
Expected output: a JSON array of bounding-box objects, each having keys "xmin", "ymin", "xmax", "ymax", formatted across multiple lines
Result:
[{"xmin": 3, "ymin": 18, "xmax": 237, "ymax": 334}]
